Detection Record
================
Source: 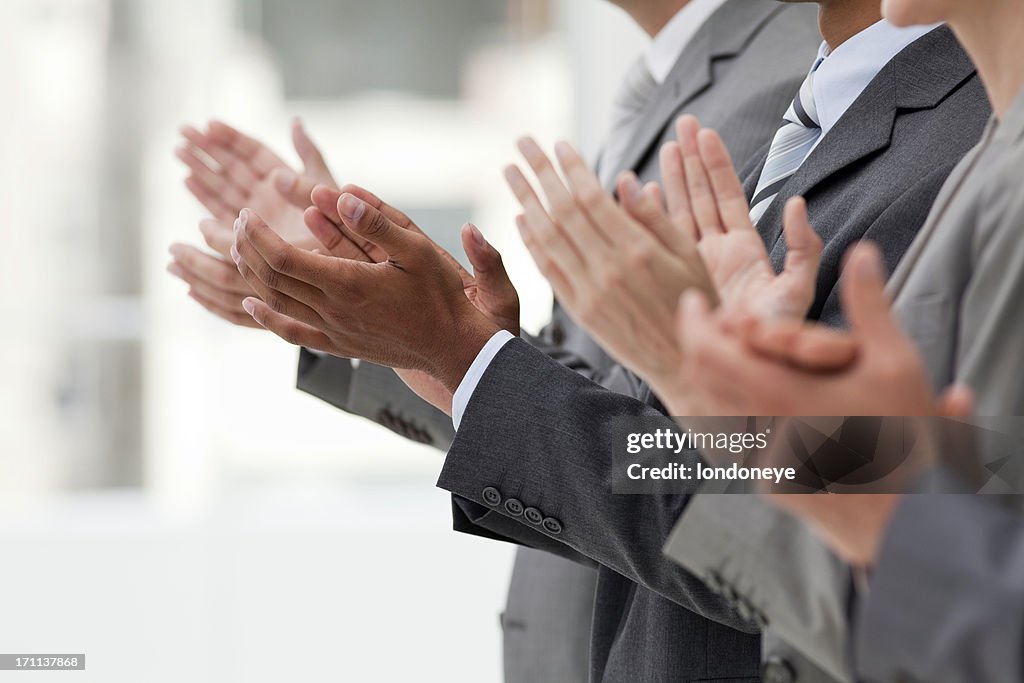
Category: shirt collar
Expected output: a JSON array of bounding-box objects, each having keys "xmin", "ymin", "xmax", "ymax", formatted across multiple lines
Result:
[
  {"xmin": 644, "ymin": 0, "xmax": 730, "ymax": 84},
  {"xmin": 811, "ymin": 20, "xmax": 940, "ymax": 138}
]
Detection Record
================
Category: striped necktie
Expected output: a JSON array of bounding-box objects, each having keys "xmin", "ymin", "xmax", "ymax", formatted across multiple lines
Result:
[
  {"xmin": 599, "ymin": 56, "xmax": 659, "ymax": 188},
  {"xmin": 748, "ymin": 58, "xmax": 824, "ymax": 225}
]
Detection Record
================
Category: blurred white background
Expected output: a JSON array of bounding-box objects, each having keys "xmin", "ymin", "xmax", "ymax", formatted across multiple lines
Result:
[{"xmin": 0, "ymin": 0, "xmax": 644, "ymax": 680}]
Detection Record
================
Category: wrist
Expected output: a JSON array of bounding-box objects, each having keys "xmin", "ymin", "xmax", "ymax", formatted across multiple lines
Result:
[{"xmin": 430, "ymin": 305, "xmax": 502, "ymax": 395}]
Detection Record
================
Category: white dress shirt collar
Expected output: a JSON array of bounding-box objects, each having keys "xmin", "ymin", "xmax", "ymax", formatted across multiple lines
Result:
[
  {"xmin": 645, "ymin": 0, "xmax": 730, "ymax": 84},
  {"xmin": 811, "ymin": 20, "xmax": 939, "ymax": 139}
]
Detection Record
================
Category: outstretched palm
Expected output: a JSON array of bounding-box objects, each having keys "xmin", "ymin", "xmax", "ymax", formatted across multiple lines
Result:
[
  {"xmin": 659, "ymin": 116, "xmax": 821, "ymax": 322},
  {"xmin": 177, "ymin": 118, "xmax": 337, "ymax": 249}
]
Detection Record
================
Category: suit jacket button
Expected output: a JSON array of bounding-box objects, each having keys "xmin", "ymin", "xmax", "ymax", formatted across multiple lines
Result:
[
  {"xmin": 541, "ymin": 517, "xmax": 563, "ymax": 535},
  {"xmin": 550, "ymin": 322, "xmax": 565, "ymax": 345},
  {"xmin": 524, "ymin": 507, "xmax": 543, "ymax": 525},
  {"xmin": 504, "ymin": 498, "xmax": 524, "ymax": 516},
  {"xmin": 482, "ymin": 487, "xmax": 502, "ymax": 506},
  {"xmin": 762, "ymin": 656, "xmax": 796, "ymax": 683}
]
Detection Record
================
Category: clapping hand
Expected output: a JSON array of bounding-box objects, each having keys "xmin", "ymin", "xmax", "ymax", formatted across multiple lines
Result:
[{"xmin": 169, "ymin": 119, "xmax": 337, "ymax": 326}]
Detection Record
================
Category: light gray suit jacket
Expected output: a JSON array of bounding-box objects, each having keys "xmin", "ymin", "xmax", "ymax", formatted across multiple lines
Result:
[
  {"xmin": 666, "ymin": 75, "xmax": 1024, "ymax": 683},
  {"xmin": 294, "ymin": 2, "xmax": 821, "ymax": 682},
  {"xmin": 856, "ymin": 90, "xmax": 1024, "ymax": 683}
]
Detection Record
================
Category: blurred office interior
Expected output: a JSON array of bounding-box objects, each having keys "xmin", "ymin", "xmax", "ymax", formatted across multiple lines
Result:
[{"xmin": 0, "ymin": 0, "xmax": 644, "ymax": 680}]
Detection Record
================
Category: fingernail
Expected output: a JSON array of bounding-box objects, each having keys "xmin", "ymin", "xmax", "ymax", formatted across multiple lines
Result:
[
  {"xmin": 339, "ymin": 194, "xmax": 365, "ymax": 220},
  {"xmin": 554, "ymin": 140, "xmax": 573, "ymax": 161},
  {"xmin": 167, "ymin": 263, "xmax": 184, "ymax": 277},
  {"xmin": 230, "ymin": 244, "xmax": 241, "ymax": 264},
  {"xmin": 623, "ymin": 173, "xmax": 643, "ymax": 201},
  {"xmin": 503, "ymin": 165, "xmax": 520, "ymax": 186},
  {"xmin": 517, "ymin": 137, "xmax": 540, "ymax": 157},
  {"xmin": 856, "ymin": 248, "xmax": 883, "ymax": 282},
  {"xmin": 238, "ymin": 209, "xmax": 249, "ymax": 227},
  {"xmin": 242, "ymin": 299, "xmax": 256, "ymax": 316},
  {"xmin": 468, "ymin": 223, "xmax": 486, "ymax": 247},
  {"xmin": 274, "ymin": 169, "xmax": 296, "ymax": 192},
  {"xmin": 168, "ymin": 244, "xmax": 182, "ymax": 257}
]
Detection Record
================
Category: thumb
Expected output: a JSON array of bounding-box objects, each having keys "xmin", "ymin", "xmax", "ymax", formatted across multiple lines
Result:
[
  {"xmin": 778, "ymin": 197, "xmax": 823, "ymax": 311},
  {"xmin": 337, "ymin": 193, "xmax": 417, "ymax": 257},
  {"xmin": 936, "ymin": 383, "xmax": 974, "ymax": 418},
  {"xmin": 462, "ymin": 223, "xmax": 515, "ymax": 296},
  {"xmin": 292, "ymin": 118, "xmax": 335, "ymax": 186},
  {"xmin": 272, "ymin": 167, "xmax": 319, "ymax": 209},
  {"xmin": 840, "ymin": 242, "xmax": 900, "ymax": 344}
]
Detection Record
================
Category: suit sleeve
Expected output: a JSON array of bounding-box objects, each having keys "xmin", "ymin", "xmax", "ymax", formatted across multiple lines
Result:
[
  {"xmin": 295, "ymin": 349, "xmax": 455, "ymax": 450},
  {"xmin": 436, "ymin": 337, "xmax": 757, "ymax": 634},
  {"xmin": 856, "ymin": 469, "xmax": 1024, "ymax": 683},
  {"xmin": 526, "ymin": 306, "xmax": 650, "ymax": 401},
  {"xmin": 664, "ymin": 494, "xmax": 856, "ymax": 682}
]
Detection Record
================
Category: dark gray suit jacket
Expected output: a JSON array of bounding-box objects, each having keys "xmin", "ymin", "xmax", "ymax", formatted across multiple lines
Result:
[
  {"xmin": 295, "ymin": 3, "xmax": 821, "ymax": 683},
  {"xmin": 436, "ymin": 26, "xmax": 991, "ymax": 683}
]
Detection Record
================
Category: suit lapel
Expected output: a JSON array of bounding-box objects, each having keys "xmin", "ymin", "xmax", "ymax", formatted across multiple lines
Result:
[
  {"xmin": 756, "ymin": 27, "xmax": 976, "ymax": 246},
  {"xmin": 606, "ymin": 0, "xmax": 784, "ymax": 189}
]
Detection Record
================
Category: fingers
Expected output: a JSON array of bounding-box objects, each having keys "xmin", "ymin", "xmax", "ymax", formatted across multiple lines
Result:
[
  {"xmin": 198, "ymin": 218, "xmax": 234, "ymax": 258},
  {"xmin": 936, "ymin": 384, "xmax": 974, "ymax": 418},
  {"xmin": 309, "ymin": 185, "xmax": 382, "ymax": 260},
  {"xmin": 504, "ymin": 163, "xmax": 587, "ymax": 275},
  {"xmin": 180, "ymin": 124, "xmax": 260, "ymax": 190},
  {"xmin": 187, "ymin": 289, "xmax": 262, "ymax": 328},
  {"xmin": 167, "ymin": 243, "xmax": 258, "ymax": 328},
  {"xmin": 337, "ymin": 193, "xmax": 419, "ymax": 259},
  {"xmin": 206, "ymin": 120, "xmax": 286, "ymax": 178},
  {"xmin": 302, "ymin": 207, "xmax": 369, "ymax": 261},
  {"xmin": 777, "ymin": 197, "xmax": 824, "ymax": 316},
  {"xmin": 291, "ymin": 118, "xmax": 336, "ymax": 185},
  {"xmin": 840, "ymin": 243, "xmax": 901, "ymax": 345},
  {"xmin": 696, "ymin": 128, "xmax": 754, "ymax": 232},
  {"xmin": 659, "ymin": 142, "xmax": 697, "ymax": 240},
  {"xmin": 515, "ymin": 137, "xmax": 607, "ymax": 258},
  {"xmin": 242, "ymin": 298, "xmax": 335, "ymax": 350},
  {"xmin": 617, "ymin": 171, "xmax": 696, "ymax": 258},
  {"xmin": 462, "ymin": 223, "xmax": 516, "ymax": 297},
  {"xmin": 552, "ymin": 140, "xmax": 621, "ymax": 246},
  {"xmin": 515, "ymin": 214, "xmax": 576, "ymax": 302},
  {"xmin": 177, "ymin": 144, "xmax": 247, "ymax": 213},
  {"xmin": 168, "ymin": 243, "xmax": 251, "ymax": 298},
  {"xmin": 272, "ymin": 168, "xmax": 319, "ymax": 210},
  {"xmin": 676, "ymin": 115, "xmax": 723, "ymax": 237},
  {"xmin": 339, "ymin": 184, "xmax": 419, "ymax": 233},
  {"xmin": 184, "ymin": 175, "xmax": 236, "ymax": 222},
  {"xmin": 741, "ymin": 318, "xmax": 860, "ymax": 373},
  {"xmin": 233, "ymin": 210, "xmax": 328, "ymax": 308}
]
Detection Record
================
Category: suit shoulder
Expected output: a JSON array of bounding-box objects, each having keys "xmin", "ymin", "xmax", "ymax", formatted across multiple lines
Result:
[{"xmin": 766, "ymin": 2, "xmax": 822, "ymax": 39}]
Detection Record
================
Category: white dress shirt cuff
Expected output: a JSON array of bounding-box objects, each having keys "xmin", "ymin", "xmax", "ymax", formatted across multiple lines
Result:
[
  {"xmin": 304, "ymin": 349, "xmax": 358, "ymax": 367},
  {"xmin": 452, "ymin": 330, "xmax": 516, "ymax": 430}
]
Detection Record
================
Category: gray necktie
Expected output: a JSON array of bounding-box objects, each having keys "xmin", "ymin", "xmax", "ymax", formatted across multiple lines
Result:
[
  {"xmin": 599, "ymin": 56, "xmax": 659, "ymax": 188},
  {"xmin": 748, "ymin": 57, "xmax": 824, "ymax": 225}
]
